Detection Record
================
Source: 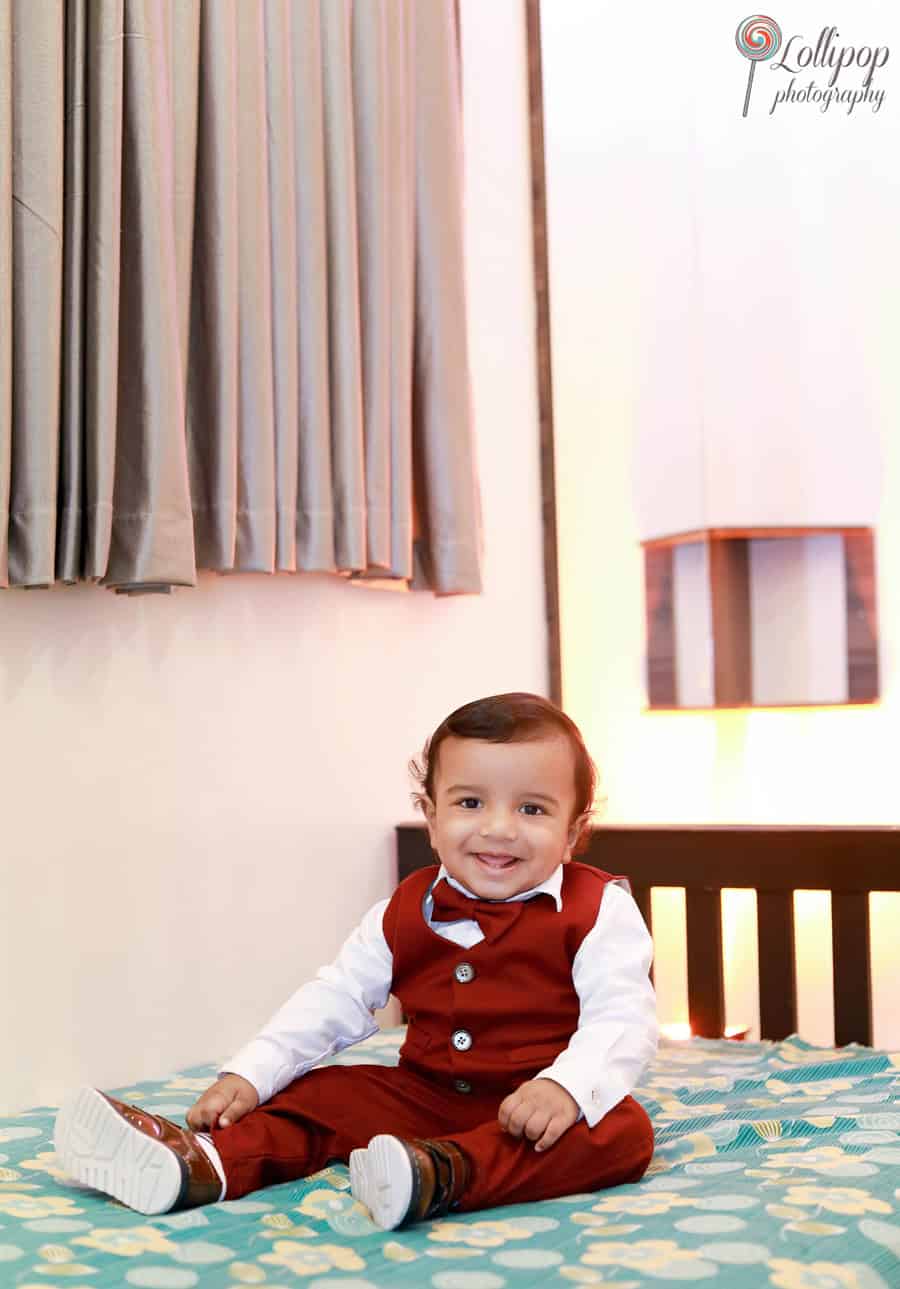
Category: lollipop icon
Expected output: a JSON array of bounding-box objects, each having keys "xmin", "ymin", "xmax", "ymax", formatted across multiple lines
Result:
[{"xmin": 735, "ymin": 15, "xmax": 782, "ymax": 117}]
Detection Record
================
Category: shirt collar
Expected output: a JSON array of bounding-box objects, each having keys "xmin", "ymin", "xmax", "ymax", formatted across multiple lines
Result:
[{"xmin": 431, "ymin": 862, "xmax": 564, "ymax": 911}]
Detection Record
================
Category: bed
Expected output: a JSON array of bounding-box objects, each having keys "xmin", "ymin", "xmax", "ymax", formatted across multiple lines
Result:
[{"xmin": 2, "ymin": 825, "xmax": 898, "ymax": 1287}]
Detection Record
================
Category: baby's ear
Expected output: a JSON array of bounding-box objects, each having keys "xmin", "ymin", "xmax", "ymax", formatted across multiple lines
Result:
[
  {"xmin": 567, "ymin": 810, "xmax": 592, "ymax": 856},
  {"xmin": 422, "ymin": 797, "xmax": 437, "ymax": 840}
]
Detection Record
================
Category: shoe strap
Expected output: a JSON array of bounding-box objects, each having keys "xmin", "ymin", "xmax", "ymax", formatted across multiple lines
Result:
[{"xmin": 414, "ymin": 1138, "xmax": 468, "ymax": 1220}]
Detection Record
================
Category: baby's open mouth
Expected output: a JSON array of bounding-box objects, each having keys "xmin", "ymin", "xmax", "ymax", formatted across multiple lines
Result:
[{"xmin": 474, "ymin": 853, "xmax": 520, "ymax": 870}]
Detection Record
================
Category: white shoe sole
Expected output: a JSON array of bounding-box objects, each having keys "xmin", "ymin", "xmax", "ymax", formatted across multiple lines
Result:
[
  {"xmin": 349, "ymin": 1134, "xmax": 414, "ymax": 1230},
  {"xmin": 53, "ymin": 1087, "xmax": 184, "ymax": 1215}
]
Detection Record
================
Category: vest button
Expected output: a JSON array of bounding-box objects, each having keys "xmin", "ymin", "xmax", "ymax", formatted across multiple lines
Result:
[
  {"xmin": 454, "ymin": 962, "xmax": 476, "ymax": 984},
  {"xmin": 451, "ymin": 1028, "xmax": 473, "ymax": 1052},
  {"xmin": 454, "ymin": 1078, "xmax": 472, "ymax": 1093}
]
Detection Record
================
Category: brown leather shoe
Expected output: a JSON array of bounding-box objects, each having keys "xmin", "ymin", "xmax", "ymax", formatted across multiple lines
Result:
[
  {"xmin": 349, "ymin": 1134, "xmax": 470, "ymax": 1229},
  {"xmin": 54, "ymin": 1087, "xmax": 223, "ymax": 1214}
]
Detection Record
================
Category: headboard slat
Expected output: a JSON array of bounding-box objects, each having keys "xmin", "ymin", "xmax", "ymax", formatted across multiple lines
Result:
[
  {"xmin": 832, "ymin": 892, "xmax": 873, "ymax": 1047},
  {"xmin": 756, "ymin": 890, "xmax": 797, "ymax": 1040},
  {"xmin": 685, "ymin": 888, "xmax": 725, "ymax": 1039}
]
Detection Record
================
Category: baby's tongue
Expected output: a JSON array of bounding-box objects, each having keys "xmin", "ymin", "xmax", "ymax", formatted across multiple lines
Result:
[{"xmin": 480, "ymin": 853, "xmax": 516, "ymax": 869}]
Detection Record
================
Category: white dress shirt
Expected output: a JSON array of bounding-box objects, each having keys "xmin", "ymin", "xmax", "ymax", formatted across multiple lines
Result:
[{"xmin": 222, "ymin": 864, "xmax": 659, "ymax": 1127}]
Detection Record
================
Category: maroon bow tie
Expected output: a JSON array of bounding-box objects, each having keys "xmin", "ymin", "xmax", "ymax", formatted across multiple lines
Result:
[{"xmin": 431, "ymin": 880, "xmax": 550, "ymax": 943}]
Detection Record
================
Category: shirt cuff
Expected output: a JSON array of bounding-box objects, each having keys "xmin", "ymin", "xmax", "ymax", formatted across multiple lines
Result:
[
  {"xmin": 536, "ymin": 1027, "xmax": 631, "ymax": 1128},
  {"xmin": 536, "ymin": 1062, "xmax": 631, "ymax": 1127}
]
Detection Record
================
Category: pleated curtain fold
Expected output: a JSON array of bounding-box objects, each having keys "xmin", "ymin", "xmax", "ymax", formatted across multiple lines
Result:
[{"xmin": 0, "ymin": 0, "xmax": 482, "ymax": 594}]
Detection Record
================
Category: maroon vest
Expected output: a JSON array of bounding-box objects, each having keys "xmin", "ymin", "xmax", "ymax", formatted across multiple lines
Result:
[{"xmin": 382, "ymin": 862, "xmax": 616, "ymax": 1095}]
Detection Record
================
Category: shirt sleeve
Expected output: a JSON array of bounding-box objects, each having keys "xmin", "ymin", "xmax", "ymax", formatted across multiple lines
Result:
[
  {"xmin": 536, "ymin": 881, "xmax": 659, "ymax": 1127},
  {"xmin": 220, "ymin": 898, "xmax": 395, "ymax": 1105}
]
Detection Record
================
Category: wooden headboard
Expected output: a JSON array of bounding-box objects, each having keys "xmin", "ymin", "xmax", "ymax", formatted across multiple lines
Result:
[{"xmin": 396, "ymin": 823, "xmax": 900, "ymax": 1047}]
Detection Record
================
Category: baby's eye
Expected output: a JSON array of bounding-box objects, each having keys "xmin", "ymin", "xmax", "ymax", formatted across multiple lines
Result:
[
  {"xmin": 520, "ymin": 802, "xmax": 545, "ymax": 816},
  {"xmin": 457, "ymin": 797, "xmax": 481, "ymax": 809}
]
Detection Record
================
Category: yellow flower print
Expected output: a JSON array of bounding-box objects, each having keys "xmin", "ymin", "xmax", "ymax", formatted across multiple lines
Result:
[
  {"xmin": 586, "ymin": 1190, "xmax": 691, "ymax": 1216},
  {"xmin": 0, "ymin": 1193, "xmax": 85, "ymax": 1219},
  {"xmin": 645, "ymin": 1075, "xmax": 732, "ymax": 1092},
  {"xmin": 765, "ymin": 1078, "xmax": 854, "ymax": 1099},
  {"xmin": 758, "ymin": 1146, "xmax": 852, "ymax": 1173},
  {"xmin": 19, "ymin": 1152, "xmax": 72, "ymax": 1182},
  {"xmin": 296, "ymin": 1187, "xmax": 376, "ymax": 1235},
  {"xmin": 37, "ymin": 1244, "xmax": 75, "ymax": 1262},
  {"xmin": 0, "ymin": 1167, "xmax": 21, "ymax": 1181},
  {"xmin": 260, "ymin": 1240, "xmax": 365, "ymax": 1276},
  {"xmin": 229, "ymin": 1263, "xmax": 268, "ymax": 1284},
  {"xmin": 307, "ymin": 1164, "xmax": 351, "ymax": 1190},
  {"xmin": 260, "ymin": 1212, "xmax": 317, "ymax": 1237},
  {"xmin": 73, "ymin": 1225, "xmax": 177, "ymax": 1257},
  {"xmin": 769, "ymin": 1257, "xmax": 865, "ymax": 1288},
  {"xmin": 297, "ymin": 1188, "xmax": 367, "ymax": 1222},
  {"xmin": 784, "ymin": 1220, "xmax": 847, "ymax": 1236},
  {"xmin": 383, "ymin": 1240, "xmax": 419, "ymax": 1262},
  {"xmin": 766, "ymin": 1204, "xmax": 808, "ymax": 1220},
  {"xmin": 644, "ymin": 1131, "xmax": 717, "ymax": 1175},
  {"xmin": 569, "ymin": 1216, "xmax": 642, "ymax": 1236},
  {"xmin": 655, "ymin": 1047, "xmax": 713, "ymax": 1066},
  {"xmin": 773, "ymin": 1044, "xmax": 849, "ymax": 1066},
  {"xmin": 428, "ymin": 1218, "xmax": 535, "ymax": 1247},
  {"xmin": 26, "ymin": 1245, "xmax": 98, "ymax": 1277},
  {"xmin": 581, "ymin": 1238, "xmax": 714, "ymax": 1274},
  {"xmin": 656, "ymin": 1098, "xmax": 726, "ymax": 1120},
  {"xmin": 783, "ymin": 1185, "xmax": 892, "ymax": 1216}
]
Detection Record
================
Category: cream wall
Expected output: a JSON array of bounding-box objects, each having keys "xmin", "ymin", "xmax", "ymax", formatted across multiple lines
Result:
[
  {"xmin": 0, "ymin": 0, "xmax": 543, "ymax": 1116},
  {"xmin": 542, "ymin": 0, "xmax": 900, "ymax": 1046}
]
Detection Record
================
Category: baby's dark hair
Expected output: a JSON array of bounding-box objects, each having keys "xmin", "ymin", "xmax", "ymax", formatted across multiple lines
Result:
[{"xmin": 409, "ymin": 692, "xmax": 599, "ymax": 856}]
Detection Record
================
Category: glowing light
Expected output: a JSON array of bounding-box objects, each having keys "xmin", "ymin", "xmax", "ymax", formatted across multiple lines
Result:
[
  {"xmin": 660, "ymin": 1022, "xmax": 692, "ymax": 1041},
  {"xmin": 660, "ymin": 1022, "xmax": 749, "ymax": 1041}
]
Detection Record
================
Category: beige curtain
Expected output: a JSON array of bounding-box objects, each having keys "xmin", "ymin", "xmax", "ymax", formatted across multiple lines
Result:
[{"xmin": 0, "ymin": 0, "xmax": 482, "ymax": 595}]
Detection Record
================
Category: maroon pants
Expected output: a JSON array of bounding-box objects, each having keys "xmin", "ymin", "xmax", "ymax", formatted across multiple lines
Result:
[{"xmin": 211, "ymin": 1063, "xmax": 654, "ymax": 1211}]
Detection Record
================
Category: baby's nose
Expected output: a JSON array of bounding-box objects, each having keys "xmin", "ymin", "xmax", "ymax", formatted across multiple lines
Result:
[{"xmin": 479, "ymin": 809, "xmax": 517, "ymax": 839}]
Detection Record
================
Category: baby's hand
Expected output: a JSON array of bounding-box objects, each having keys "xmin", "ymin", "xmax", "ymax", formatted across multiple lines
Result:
[
  {"xmin": 186, "ymin": 1073, "xmax": 259, "ymax": 1131},
  {"xmin": 498, "ymin": 1078, "xmax": 579, "ymax": 1152}
]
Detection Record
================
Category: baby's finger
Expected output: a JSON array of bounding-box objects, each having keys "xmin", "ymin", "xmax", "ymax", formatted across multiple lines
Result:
[
  {"xmin": 217, "ymin": 1098, "xmax": 244, "ymax": 1129},
  {"xmin": 534, "ymin": 1114, "xmax": 567, "ymax": 1152},
  {"xmin": 220, "ymin": 1087, "xmax": 256, "ymax": 1127},
  {"xmin": 218, "ymin": 1093, "xmax": 242, "ymax": 1128},
  {"xmin": 523, "ymin": 1108, "xmax": 550, "ymax": 1142},
  {"xmin": 193, "ymin": 1089, "xmax": 230, "ymax": 1130},
  {"xmin": 505, "ymin": 1099, "xmax": 536, "ymax": 1138},
  {"xmin": 497, "ymin": 1092, "xmax": 522, "ymax": 1132}
]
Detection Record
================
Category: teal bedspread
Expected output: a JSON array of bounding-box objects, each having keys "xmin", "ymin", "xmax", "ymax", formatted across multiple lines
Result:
[{"xmin": 2, "ymin": 1030, "xmax": 898, "ymax": 1287}]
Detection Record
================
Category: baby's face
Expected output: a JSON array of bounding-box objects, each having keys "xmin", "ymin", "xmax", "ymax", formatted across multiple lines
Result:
[{"xmin": 424, "ymin": 734, "xmax": 581, "ymax": 900}]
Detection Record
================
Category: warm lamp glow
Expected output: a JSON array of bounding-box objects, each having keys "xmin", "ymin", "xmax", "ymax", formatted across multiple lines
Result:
[
  {"xmin": 660, "ymin": 1022, "xmax": 692, "ymax": 1041},
  {"xmin": 660, "ymin": 1022, "xmax": 749, "ymax": 1041}
]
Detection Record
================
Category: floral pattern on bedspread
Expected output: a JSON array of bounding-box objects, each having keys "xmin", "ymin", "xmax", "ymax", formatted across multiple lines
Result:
[{"xmin": 1, "ymin": 1031, "xmax": 897, "ymax": 1287}]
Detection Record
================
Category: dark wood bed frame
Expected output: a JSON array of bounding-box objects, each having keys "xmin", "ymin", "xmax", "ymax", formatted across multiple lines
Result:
[{"xmin": 396, "ymin": 823, "xmax": 900, "ymax": 1048}]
